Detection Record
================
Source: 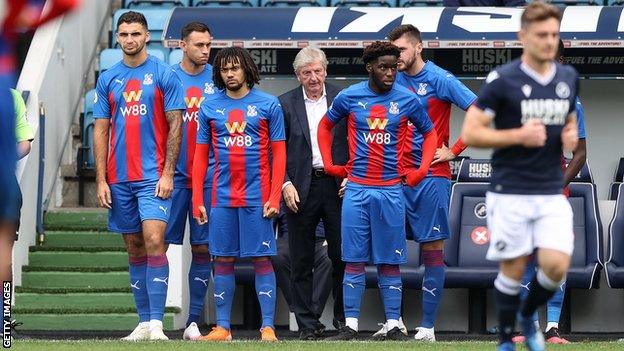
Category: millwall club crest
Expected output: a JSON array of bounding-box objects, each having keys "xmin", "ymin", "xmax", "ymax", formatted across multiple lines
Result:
[
  {"xmin": 204, "ymin": 82, "xmax": 215, "ymax": 94},
  {"xmin": 247, "ymin": 105, "xmax": 258, "ymax": 117},
  {"xmin": 417, "ymin": 83, "xmax": 427, "ymax": 96},
  {"xmin": 556, "ymin": 82, "xmax": 570, "ymax": 99},
  {"xmin": 143, "ymin": 73, "xmax": 153, "ymax": 85},
  {"xmin": 521, "ymin": 84, "xmax": 532, "ymax": 98},
  {"xmin": 389, "ymin": 101, "xmax": 399, "ymax": 115}
]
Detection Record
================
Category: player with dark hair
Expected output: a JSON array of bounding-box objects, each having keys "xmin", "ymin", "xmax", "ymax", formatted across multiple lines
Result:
[
  {"xmin": 192, "ymin": 46, "xmax": 286, "ymax": 342},
  {"xmin": 168, "ymin": 21, "xmax": 215, "ymax": 341},
  {"xmin": 384, "ymin": 23, "xmax": 477, "ymax": 341},
  {"xmin": 93, "ymin": 10, "xmax": 185, "ymax": 341},
  {"xmin": 318, "ymin": 41, "xmax": 438, "ymax": 341},
  {"xmin": 461, "ymin": 3, "xmax": 578, "ymax": 351}
]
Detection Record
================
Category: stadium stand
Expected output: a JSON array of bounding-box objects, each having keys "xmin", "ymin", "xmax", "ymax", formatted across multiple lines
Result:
[
  {"xmin": 124, "ymin": 0, "xmax": 191, "ymax": 7},
  {"xmin": 193, "ymin": 0, "xmax": 257, "ymax": 6},
  {"xmin": 111, "ymin": 9, "xmax": 171, "ymax": 50},
  {"xmin": 99, "ymin": 48, "xmax": 168, "ymax": 72},
  {"xmin": 168, "ymin": 48, "xmax": 183, "ymax": 64},
  {"xmin": 261, "ymin": 0, "xmax": 324, "ymax": 6},
  {"xmin": 330, "ymin": 0, "xmax": 395, "ymax": 6},
  {"xmin": 609, "ymin": 157, "xmax": 624, "ymax": 200},
  {"xmin": 606, "ymin": 183, "xmax": 624, "ymax": 288}
]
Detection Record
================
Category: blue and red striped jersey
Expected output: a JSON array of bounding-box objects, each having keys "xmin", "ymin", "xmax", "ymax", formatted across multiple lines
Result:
[
  {"xmin": 395, "ymin": 61, "xmax": 476, "ymax": 179},
  {"xmin": 197, "ymin": 87, "xmax": 285, "ymax": 207},
  {"xmin": 93, "ymin": 55, "xmax": 185, "ymax": 184},
  {"xmin": 325, "ymin": 81, "xmax": 433, "ymax": 186},
  {"xmin": 171, "ymin": 63, "xmax": 216, "ymax": 189}
]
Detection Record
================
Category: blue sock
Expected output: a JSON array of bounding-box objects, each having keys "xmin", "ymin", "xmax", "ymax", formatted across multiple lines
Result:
[
  {"xmin": 186, "ymin": 252, "xmax": 212, "ymax": 327},
  {"xmin": 377, "ymin": 264, "xmax": 402, "ymax": 322},
  {"xmin": 213, "ymin": 261, "xmax": 235, "ymax": 330},
  {"xmin": 521, "ymin": 257, "xmax": 539, "ymax": 322},
  {"xmin": 128, "ymin": 256, "xmax": 150, "ymax": 323},
  {"xmin": 421, "ymin": 250, "xmax": 445, "ymax": 328},
  {"xmin": 146, "ymin": 254, "xmax": 169, "ymax": 322},
  {"xmin": 253, "ymin": 260, "xmax": 276, "ymax": 329},
  {"xmin": 547, "ymin": 281, "xmax": 565, "ymax": 325},
  {"xmin": 343, "ymin": 262, "xmax": 366, "ymax": 320}
]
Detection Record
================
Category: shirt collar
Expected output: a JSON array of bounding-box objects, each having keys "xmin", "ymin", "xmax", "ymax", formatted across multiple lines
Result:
[{"xmin": 302, "ymin": 85, "xmax": 327, "ymax": 103}]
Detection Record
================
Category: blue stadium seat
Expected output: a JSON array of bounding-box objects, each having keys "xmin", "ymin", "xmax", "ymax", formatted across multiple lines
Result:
[
  {"xmin": 261, "ymin": 0, "xmax": 323, "ymax": 6},
  {"xmin": 609, "ymin": 158, "xmax": 624, "ymax": 200},
  {"xmin": 606, "ymin": 183, "xmax": 624, "ymax": 288},
  {"xmin": 193, "ymin": 0, "xmax": 257, "ymax": 6},
  {"xmin": 99, "ymin": 48, "xmax": 167, "ymax": 72},
  {"xmin": 124, "ymin": 0, "xmax": 190, "ymax": 7},
  {"xmin": 399, "ymin": 0, "xmax": 443, "ymax": 6},
  {"xmin": 549, "ymin": 0, "xmax": 601, "ymax": 5},
  {"xmin": 565, "ymin": 160, "xmax": 603, "ymax": 289},
  {"xmin": 169, "ymin": 49, "xmax": 183, "ymax": 64},
  {"xmin": 331, "ymin": 0, "xmax": 395, "ymax": 6},
  {"xmin": 112, "ymin": 9, "xmax": 172, "ymax": 46},
  {"xmin": 80, "ymin": 90, "xmax": 96, "ymax": 169}
]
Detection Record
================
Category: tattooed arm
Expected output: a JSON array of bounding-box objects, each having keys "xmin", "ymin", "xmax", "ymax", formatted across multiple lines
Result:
[{"xmin": 155, "ymin": 109, "xmax": 182, "ymax": 199}]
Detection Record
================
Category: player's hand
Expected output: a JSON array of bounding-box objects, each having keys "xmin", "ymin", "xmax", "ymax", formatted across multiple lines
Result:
[
  {"xmin": 431, "ymin": 143, "xmax": 456, "ymax": 165},
  {"xmin": 263, "ymin": 201, "xmax": 279, "ymax": 219},
  {"xmin": 325, "ymin": 165, "xmax": 347, "ymax": 178},
  {"xmin": 561, "ymin": 122, "xmax": 579, "ymax": 153},
  {"xmin": 338, "ymin": 178, "xmax": 348, "ymax": 198},
  {"xmin": 282, "ymin": 183, "xmax": 300, "ymax": 213},
  {"xmin": 519, "ymin": 119, "xmax": 547, "ymax": 148},
  {"xmin": 155, "ymin": 175, "xmax": 174, "ymax": 199},
  {"xmin": 194, "ymin": 205, "xmax": 208, "ymax": 225},
  {"xmin": 96, "ymin": 180, "xmax": 112, "ymax": 209},
  {"xmin": 405, "ymin": 170, "xmax": 426, "ymax": 187}
]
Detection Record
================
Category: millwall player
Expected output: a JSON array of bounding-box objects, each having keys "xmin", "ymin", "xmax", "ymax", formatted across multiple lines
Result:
[
  {"xmin": 318, "ymin": 41, "xmax": 438, "ymax": 341},
  {"xmin": 384, "ymin": 24, "xmax": 477, "ymax": 341},
  {"xmin": 168, "ymin": 22, "xmax": 215, "ymax": 341},
  {"xmin": 192, "ymin": 47, "xmax": 286, "ymax": 342},
  {"xmin": 93, "ymin": 11, "xmax": 184, "ymax": 341},
  {"xmin": 461, "ymin": 3, "xmax": 578, "ymax": 351}
]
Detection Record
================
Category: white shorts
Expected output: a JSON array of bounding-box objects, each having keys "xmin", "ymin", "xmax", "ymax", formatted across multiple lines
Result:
[{"xmin": 485, "ymin": 192, "xmax": 574, "ymax": 262}]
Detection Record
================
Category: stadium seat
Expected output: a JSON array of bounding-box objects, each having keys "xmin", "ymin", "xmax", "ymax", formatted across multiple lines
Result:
[
  {"xmin": 450, "ymin": 156, "xmax": 469, "ymax": 182},
  {"xmin": 169, "ymin": 49, "xmax": 183, "ymax": 64},
  {"xmin": 399, "ymin": 0, "xmax": 444, "ymax": 6},
  {"xmin": 124, "ymin": 0, "xmax": 190, "ymax": 7},
  {"xmin": 193, "ymin": 0, "xmax": 257, "ymax": 6},
  {"xmin": 112, "ymin": 9, "xmax": 172, "ymax": 46},
  {"xmin": 261, "ymin": 0, "xmax": 323, "ymax": 6},
  {"xmin": 99, "ymin": 48, "xmax": 167, "ymax": 72},
  {"xmin": 331, "ymin": 0, "xmax": 395, "ymax": 6},
  {"xmin": 609, "ymin": 158, "xmax": 624, "ymax": 200},
  {"xmin": 606, "ymin": 183, "xmax": 624, "ymax": 288},
  {"xmin": 565, "ymin": 160, "xmax": 603, "ymax": 289},
  {"xmin": 79, "ymin": 89, "xmax": 96, "ymax": 170}
]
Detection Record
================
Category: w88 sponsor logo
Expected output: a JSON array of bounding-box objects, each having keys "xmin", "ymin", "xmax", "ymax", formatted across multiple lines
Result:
[
  {"xmin": 223, "ymin": 121, "xmax": 253, "ymax": 147},
  {"xmin": 363, "ymin": 132, "xmax": 391, "ymax": 144},
  {"xmin": 120, "ymin": 104, "xmax": 147, "ymax": 117}
]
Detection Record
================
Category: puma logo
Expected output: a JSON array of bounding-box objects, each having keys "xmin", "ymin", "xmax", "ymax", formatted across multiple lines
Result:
[
  {"xmin": 433, "ymin": 225, "xmax": 441, "ymax": 232},
  {"xmin": 214, "ymin": 291, "xmax": 225, "ymax": 300},
  {"xmin": 358, "ymin": 101, "xmax": 368, "ymax": 109},
  {"xmin": 159, "ymin": 206, "xmax": 167, "ymax": 215},
  {"xmin": 152, "ymin": 277, "xmax": 168, "ymax": 286},
  {"xmin": 520, "ymin": 282, "xmax": 531, "ymax": 291},
  {"xmin": 130, "ymin": 280, "xmax": 140, "ymax": 290},
  {"xmin": 422, "ymin": 286, "xmax": 437, "ymax": 296},
  {"xmin": 345, "ymin": 283, "xmax": 355, "ymax": 289},
  {"xmin": 115, "ymin": 78, "xmax": 124, "ymax": 85},
  {"xmin": 215, "ymin": 108, "xmax": 225, "ymax": 115},
  {"xmin": 262, "ymin": 241, "xmax": 271, "ymax": 249},
  {"xmin": 258, "ymin": 290, "xmax": 273, "ymax": 298},
  {"xmin": 389, "ymin": 285, "xmax": 402, "ymax": 292},
  {"xmin": 194, "ymin": 277, "xmax": 209, "ymax": 287},
  {"xmin": 395, "ymin": 249, "xmax": 404, "ymax": 257}
]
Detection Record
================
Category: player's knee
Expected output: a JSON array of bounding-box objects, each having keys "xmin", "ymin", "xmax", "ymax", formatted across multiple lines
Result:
[
  {"xmin": 422, "ymin": 240, "xmax": 444, "ymax": 251},
  {"xmin": 191, "ymin": 244, "xmax": 209, "ymax": 254},
  {"xmin": 251, "ymin": 256, "xmax": 270, "ymax": 262},
  {"xmin": 215, "ymin": 256, "xmax": 235, "ymax": 263},
  {"xmin": 541, "ymin": 262, "xmax": 569, "ymax": 283}
]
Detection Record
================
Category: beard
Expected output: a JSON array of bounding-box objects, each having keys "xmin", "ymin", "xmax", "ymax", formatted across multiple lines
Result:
[
  {"xmin": 122, "ymin": 42, "xmax": 146, "ymax": 56},
  {"xmin": 225, "ymin": 80, "xmax": 245, "ymax": 92}
]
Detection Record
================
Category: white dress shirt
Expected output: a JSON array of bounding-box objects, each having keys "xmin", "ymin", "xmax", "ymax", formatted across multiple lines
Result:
[{"xmin": 303, "ymin": 85, "xmax": 328, "ymax": 169}]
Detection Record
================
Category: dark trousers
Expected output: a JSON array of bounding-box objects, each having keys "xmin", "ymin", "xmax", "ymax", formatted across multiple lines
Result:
[
  {"xmin": 286, "ymin": 176, "xmax": 345, "ymax": 331},
  {"xmin": 273, "ymin": 236, "xmax": 333, "ymax": 317}
]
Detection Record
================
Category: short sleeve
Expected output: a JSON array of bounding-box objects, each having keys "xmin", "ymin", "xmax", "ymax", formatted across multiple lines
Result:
[
  {"xmin": 197, "ymin": 104, "xmax": 212, "ymax": 145},
  {"xmin": 12, "ymin": 90, "xmax": 34, "ymax": 142},
  {"xmin": 435, "ymin": 72, "xmax": 477, "ymax": 111},
  {"xmin": 160, "ymin": 66, "xmax": 186, "ymax": 112},
  {"xmin": 575, "ymin": 97, "xmax": 586, "ymax": 140},
  {"xmin": 325, "ymin": 90, "xmax": 349, "ymax": 124},
  {"xmin": 93, "ymin": 75, "xmax": 111, "ymax": 119},
  {"xmin": 475, "ymin": 70, "xmax": 504, "ymax": 118},
  {"xmin": 268, "ymin": 99, "xmax": 286, "ymax": 142},
  {"xmin": 408, "ymin": 96, "xmax": 434, "ymax": 135}
]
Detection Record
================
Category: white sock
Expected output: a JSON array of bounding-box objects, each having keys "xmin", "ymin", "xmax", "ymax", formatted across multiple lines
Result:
[
  {"xmin": 546, "ymin": 322, "xmax": 559, "ymax": 332},
  {"xmin": 398, "ymin": 317, "xmax": 406, "ymax": 329},
  {"xmin": 139, "ymin": 322, "xmax": 150, "ymax": 329},
  {"xmin": 387, "ymin": 319, "xmax": 399, "ymax": 330},
  {"xmin": 345, "ymin": 317, "xmax": 358, "ymax": 331},
  {"xmin": 149, "ymin": 319, "xmax": 163, "ymax": 330}
]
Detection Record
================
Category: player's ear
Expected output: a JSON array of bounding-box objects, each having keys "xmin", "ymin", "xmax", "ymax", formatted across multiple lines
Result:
[
  {"xmin": 365, "ymin": 63, "xmax": 372, "ymax": 73},
  {"xmin": 146, "ymin": 30, "xmax": 151, "ymax": 42},
  {"xmin": 517, "ymin": 28, "xmax": 525, "ymax": 43}
]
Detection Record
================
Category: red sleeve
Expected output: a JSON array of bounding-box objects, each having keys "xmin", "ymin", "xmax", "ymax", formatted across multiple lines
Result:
[
  {"xmin": 450, "ymin": 137, "xmax": 467, "ymax": 156},
  {"xmin": 406, "ymin": 129, "xmax": 438, "ymax": 186},
  {"xmin": 268, "ymin": 141, "xmax": 286, "ymax": 209},
  {"xmin": 317, "ymin": 116, "xmax": 347, "ymax": 178},
  {"xmin": 192, "ymin": 144, "xmax": 209, "ymax": 218},
  {"xmin": 34, "ymin": 0, "xmax": 80, "ymax": 27}
]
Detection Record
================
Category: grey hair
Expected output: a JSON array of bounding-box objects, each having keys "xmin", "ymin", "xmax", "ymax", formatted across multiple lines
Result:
[{"xmin": 293, "ymin": 46, "xmax": 328, "ymax": 73}]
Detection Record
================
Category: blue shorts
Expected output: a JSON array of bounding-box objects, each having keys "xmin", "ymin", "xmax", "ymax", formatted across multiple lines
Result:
[
  {"xmin": 404, "ymin": 177, "xmax": 451, "ymax": 243},
  {"xmin": 165, "ymin": 187, "xmax": 211, "ymax": 245},
  {"xmin": 341, "ymin": 182, "xmax": 407, "ymax": 265},
  {"xmin": 209, "ymin": 207, "xmax": 276, "ymax": 258},
  {"xmin": 0, "ymin": 176, "xmax": 21, "ymax": 225},
  {"xmin": 108, "ymin": 179, "xmax": 172, "ymax": 234}
]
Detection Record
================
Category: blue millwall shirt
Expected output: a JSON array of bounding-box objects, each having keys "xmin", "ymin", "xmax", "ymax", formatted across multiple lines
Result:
[
  {"xmin": 93, "ymin": 55, "xmax": 185, "ymax": 184},
  {"xmin": 171, "ymin": 63, "xmax": 216, "ymax": 189},
  {"xmin": 325, "ymin": 81, "xmax": 433, "ymax": 186},
  {"xmin": 395, "ymin": 61, "xmax": 476, "ymax": 178},
  {"xmin": 197, "ymin": 88, "xmax": 285, "ymax": 207},
  {"xmin": 575, "ymin": 97, "xmax": 586, "ymax": 139},
  {"xmin": 476, "ymin": 59, "xmax": 578, "ymax": 195}
]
